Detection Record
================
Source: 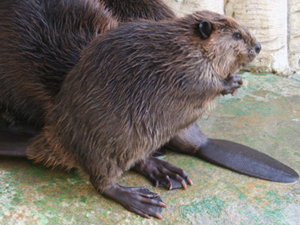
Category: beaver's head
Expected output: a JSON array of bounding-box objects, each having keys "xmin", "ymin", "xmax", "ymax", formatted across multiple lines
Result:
[{"xmin": 187, "ymin": 11, "xmax": 261, "ymax": 79}]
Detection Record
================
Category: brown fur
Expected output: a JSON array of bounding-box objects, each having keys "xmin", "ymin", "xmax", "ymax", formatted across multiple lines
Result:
[
  {"xmin": 0, "ymin": 0, "xmax": 178, "ymax": 177},
  {"xmin": 100, "ymin": 0, "xmax": 175, "ymax": 22},
  {"xmin": 27, "ymin": 11, "xmax": 260, "ymax": 191},
  {"xmin": 0, "ymin": 0, "xmax": 117, "ymax": 128},
  {"xmin": 0, "ymin": 0, "xmax": 176, "ymax": 130}
]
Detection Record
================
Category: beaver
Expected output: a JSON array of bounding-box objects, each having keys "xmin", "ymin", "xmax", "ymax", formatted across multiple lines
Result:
[
  {"xmin": 24, "ymin": 10, "xmax": 263, "ymax": 219},
  {"xmin": 98, "ymin": 0, "xmax": 297, "ymax": 188}
]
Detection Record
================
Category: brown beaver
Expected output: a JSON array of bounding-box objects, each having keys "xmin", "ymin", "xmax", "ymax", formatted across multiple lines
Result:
[
  {"xmin": 25, "ymin": 10, "xmax": 261, "ymax": 219},
  {"xmin": 97, "ymin": 0, "xmax": 297, "ymax": 189}
]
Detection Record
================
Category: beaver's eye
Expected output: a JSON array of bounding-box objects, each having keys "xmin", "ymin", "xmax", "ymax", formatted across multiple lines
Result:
[{"xmin": 233, "ymin": 33, "xmax": 242, "ymax": 40}]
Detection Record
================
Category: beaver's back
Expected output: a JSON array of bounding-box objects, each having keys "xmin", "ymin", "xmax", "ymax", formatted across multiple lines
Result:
[{"xmin": 0, "ymin": 0, "xmax": 116, "ymax": 127}]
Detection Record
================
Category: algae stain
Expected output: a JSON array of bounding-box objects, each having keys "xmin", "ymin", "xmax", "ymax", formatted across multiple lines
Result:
[
  {"xmin": 101, "ymin": 211, "xmax": 108, "ymax": 217},
  {"xmin": 263, "ymin": 208, "xmax": 286, "ymax": 224},
  {"xmin": 255, "ymin": 190, "xmax": 292, "ymax": 224},
  {"xmin": 179, "ymin": 201, "xmax": 204, "ymax": 218},
  {"xmin": 266, "ymin": 191, "xmax": 292, "ymax": 205},
  {"xmin": 255, "ymin": 72, "xmax": 269, "ymax": 76},
  {"xmin": 80, "ymin": 196, "xmax": 87, "ymax": 203},
  {"xmin": 202, "ymin": 163, "xmax": 214, "ymax": 169},
  {"xmin": 179, "ymin": 197, "xmax": 225, "ymax": 219},
  {"xmin": 294, "ymin": 152, "xmax": 300, "ymax": 157},
  {"xmin": 238, "ymin": 192, "xmax": 247, "ymax": 200},
  {"xmin": 171, "ymin": 198, "xmax": 178, "ymax": 204},
  {"xmin": 178, "ymin": 160, "xmax": 195, "ymax": 169},
  {"xmin": 12, "ymin": 196, "xmax": 22, "ymax": 204}
]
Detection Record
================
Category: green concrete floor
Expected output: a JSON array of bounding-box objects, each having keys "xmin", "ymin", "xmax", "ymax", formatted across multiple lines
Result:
[{"xmin": 1, "ymin": 73, "xmax": 300, "ymax": 224}]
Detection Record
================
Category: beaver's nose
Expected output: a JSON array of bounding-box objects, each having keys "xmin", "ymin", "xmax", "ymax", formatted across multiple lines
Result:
[{"xmin": 255, "ymin": 41, "xmax": 261, "ymax": 54}]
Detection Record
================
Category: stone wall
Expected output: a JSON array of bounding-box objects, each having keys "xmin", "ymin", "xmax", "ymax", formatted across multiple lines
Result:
[
  {"xmin": 162, "ymin": 0, "xmax": 300, "ymax": 75},
  {"xmin": 288, "ymin": 0, "xmax": 300, "ymax": 72},
  {"xmin": 163, "ymin": 0, "xmax": 224, "ymax": 15}
]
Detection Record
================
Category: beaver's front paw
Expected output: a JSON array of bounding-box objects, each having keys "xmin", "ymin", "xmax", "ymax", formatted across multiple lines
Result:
[{"xmin": 221, "ymin": 73, "xmax": 243, "ymax": 96}]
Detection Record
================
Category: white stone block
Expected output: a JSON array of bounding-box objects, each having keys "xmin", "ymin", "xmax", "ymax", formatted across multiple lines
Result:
[
  {"xmin": 288, "ymin": 0, "xmax": 300, "ymax": 72},
  {"xmin": 226, "ymin": 0, "xmax": 290, "ymax": 74},
  {"xmin": 162, "ymin": 0, "xmax": 224, "ymax": 16}
]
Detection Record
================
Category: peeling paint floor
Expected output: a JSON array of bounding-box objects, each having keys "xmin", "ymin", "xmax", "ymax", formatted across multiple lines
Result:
[{"xmin": 1, "ymin": 73, "xmax": 300, "ymax": 225}]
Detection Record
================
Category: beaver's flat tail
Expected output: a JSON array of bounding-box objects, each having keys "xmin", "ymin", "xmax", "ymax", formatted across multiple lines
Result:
[
  {"xmin": 196, "ymin": 139, "xmax": 299, "ymax": 183},
  {"xmin": 0, "ymin": 131, "xmax": 30, "ymax": 157}
]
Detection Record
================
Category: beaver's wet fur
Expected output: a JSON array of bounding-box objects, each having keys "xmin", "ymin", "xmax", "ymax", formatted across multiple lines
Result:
[{"xmin": 0, "ymin": 0, "xmax": 119, "ymax": 128}]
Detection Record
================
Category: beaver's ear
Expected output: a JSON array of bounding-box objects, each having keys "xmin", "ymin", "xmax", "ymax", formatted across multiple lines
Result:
[{"xmin": 199, "ymin": 21, "xmax": 213, "ymax": 40}]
